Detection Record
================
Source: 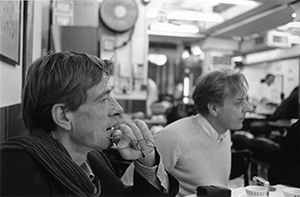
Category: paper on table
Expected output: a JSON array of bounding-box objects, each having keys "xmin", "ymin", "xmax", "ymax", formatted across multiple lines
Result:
[
  {"xmin": 231, "ymin": 187, "xmax": 246, "ymax": 197},
  {"xmin": 184, "ymin": 185, "xmax": 290, "ymax": 197}
]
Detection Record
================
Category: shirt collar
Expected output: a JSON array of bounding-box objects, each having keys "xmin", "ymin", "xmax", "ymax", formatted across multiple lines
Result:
[
  {"xmin": 195, "ymin": 114, "xmax": 227, "ymax": 143},
  {"xmin": 80, "ymin": 161, "xmax": 95, "ymax": 181}
]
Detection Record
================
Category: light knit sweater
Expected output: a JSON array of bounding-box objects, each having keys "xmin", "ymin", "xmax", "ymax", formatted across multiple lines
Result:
[{"xmin": 154, "ymin": 114, "xmax": 231, "ymax": 197}]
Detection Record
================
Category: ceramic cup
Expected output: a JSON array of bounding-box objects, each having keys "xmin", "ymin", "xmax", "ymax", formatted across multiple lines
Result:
[
  {"xmin": 245, "ymin": 186, "xmax": 268, "ymax": 197},
  {"xmin": 282, "ymin": 187, "xmax": 300, "ymax": 197}
]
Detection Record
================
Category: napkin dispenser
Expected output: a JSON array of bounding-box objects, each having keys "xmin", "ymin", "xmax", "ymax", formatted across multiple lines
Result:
[{"xmin": 196, "ymin": 185, "xmax": 231, "ymax": 197}]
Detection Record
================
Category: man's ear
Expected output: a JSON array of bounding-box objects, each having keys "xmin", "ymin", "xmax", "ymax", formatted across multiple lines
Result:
[
  {"xmin": 51, "ymin": 104, "xmax": 72, "ymax": 130},
  {"xmin": 207, "ymin": 102, "xmax": 218, "ymax": 116}
]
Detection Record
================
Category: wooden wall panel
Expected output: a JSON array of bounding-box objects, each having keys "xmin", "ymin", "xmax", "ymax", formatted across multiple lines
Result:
[
  {"xmin": 0, "ymin": 107, "xmax": 7, "ymax": 142},
  {"xmin": 0, "ymin": 104, "xmax": 28, "ymax": 142}
]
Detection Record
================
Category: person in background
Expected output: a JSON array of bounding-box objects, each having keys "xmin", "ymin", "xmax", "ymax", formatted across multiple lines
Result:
[
  {"xmin": 146, "ymin": 78, "xmax": 159, "ymax": 118},
  {"xmin": 0, "ymin": 51, "xmax": 179, "ymax": 197},
  {"xmin": 257, "ymin": 73, "xmax": 281, "ymax": 106},
  {"xmin": 268, "ymin": 119, "xmax": 300, "ymax": 187},
  {"xmin": 153, "ymin": 70, "xmax": 252, "ymax": 196}
]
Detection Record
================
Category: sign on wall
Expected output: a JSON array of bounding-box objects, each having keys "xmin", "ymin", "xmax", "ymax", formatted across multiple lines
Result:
[{"xmin": 0, "ymin": 1, "xmax": 21, "ymax": 65}]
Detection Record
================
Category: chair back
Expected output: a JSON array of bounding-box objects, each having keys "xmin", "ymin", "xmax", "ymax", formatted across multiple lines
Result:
[
  {"xmin": 248, "ymin": 137, "xmax": 279, "ymax": 164},
  {"xmin": 230, "ymin": 149, "xmax": 252, "ymax": 186},
  {"xmin": 231, "ymin": 131, "xmax": 254, "ymax": 150},
  {"xmin": 247, "ymin": 137, "xmax": 279, "ymax": 178}
]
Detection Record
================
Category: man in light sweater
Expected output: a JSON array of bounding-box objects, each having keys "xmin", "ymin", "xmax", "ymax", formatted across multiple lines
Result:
[{"xmin": 154, "ymin": 69, "xmax": 252, "ymax": 197}]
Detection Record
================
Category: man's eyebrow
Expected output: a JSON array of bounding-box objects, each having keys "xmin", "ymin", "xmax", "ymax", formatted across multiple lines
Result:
[{"xmin": 93, "ymin": 87, "xmax": 114, "ymax": 102}]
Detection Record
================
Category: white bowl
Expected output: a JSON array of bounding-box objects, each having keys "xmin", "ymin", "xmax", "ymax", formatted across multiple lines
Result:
[
  {"xmin": 282, "ymin": 187, "xmax": 300, "ymax": 197},
  {"xmin": 245, "ymin": 186, "xmax": 267, "ymax": 197}
]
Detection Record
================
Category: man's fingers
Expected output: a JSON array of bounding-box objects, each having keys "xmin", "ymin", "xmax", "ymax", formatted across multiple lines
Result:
[
  {"xmin": 117, "ymin": 119, "xmax": 153, "ymax": 143},
  {"xmin": 133, "ymin": 119, "xmax": 152, "ymax": 140}
]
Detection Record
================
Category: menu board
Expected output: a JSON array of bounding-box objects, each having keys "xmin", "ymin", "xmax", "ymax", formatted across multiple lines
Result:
[{"xmin": 0, "ymin": 1, "xmax": 21, "ymax": 65}]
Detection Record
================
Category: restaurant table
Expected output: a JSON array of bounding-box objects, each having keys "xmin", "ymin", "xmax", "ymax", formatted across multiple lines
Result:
[
  {"xmin": 268, "ymin": 119, "xmax": 291, "ymax": 128},
  {"xmin": 240, "ymin": 113, "xmax": 267, "ymax": 132},
  {"xmin": 184, "ymin": 184, "xmax": 294, "ymax": 197}
]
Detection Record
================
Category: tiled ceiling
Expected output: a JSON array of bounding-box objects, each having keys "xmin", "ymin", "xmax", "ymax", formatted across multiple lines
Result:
[{"xmin": 147, "ymin": 0, "xmax": 299, "ymax": 43}]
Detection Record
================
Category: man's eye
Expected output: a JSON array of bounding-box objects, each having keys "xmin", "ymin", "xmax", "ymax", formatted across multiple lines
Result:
[
  {"xmin": 236, "ymin": 100, "xmax": 243, "ymax": 105},
  {"xmin": 100, "ymin": 97, "xmax": 108, "ymax": 103}
]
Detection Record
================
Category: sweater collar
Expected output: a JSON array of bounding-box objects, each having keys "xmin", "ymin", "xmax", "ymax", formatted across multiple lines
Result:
[{"xmin": 195, "ymin": 114, "xmax": 227, "ymax": 143}]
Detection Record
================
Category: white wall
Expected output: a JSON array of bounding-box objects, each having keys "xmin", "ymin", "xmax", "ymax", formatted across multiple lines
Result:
[
  {"xmin": 0, "ymin": 61, "xmax": 23, "ymax": 107},
  {"xmin": 243, "ymin": 58, "xmax": 299, "ymax": 102}
]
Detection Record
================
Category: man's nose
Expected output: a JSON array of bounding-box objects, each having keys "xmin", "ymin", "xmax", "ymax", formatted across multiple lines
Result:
[
  {"xmin": 244, "ymin": 100, "xmax": 252, "ymax": 112},
  {"xmin": 109, "ymin": 97, "xmax": 124, "ymax": 117}
]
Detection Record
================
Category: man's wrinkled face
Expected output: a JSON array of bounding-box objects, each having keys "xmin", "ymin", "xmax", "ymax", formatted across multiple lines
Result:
[{"xmin": 68, "ymin": 75, "xmax": 123, "ymax": 152}]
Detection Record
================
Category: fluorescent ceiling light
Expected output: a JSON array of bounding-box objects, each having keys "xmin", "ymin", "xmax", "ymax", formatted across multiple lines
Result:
[
  {"xmin": 149, "ymin": 22, "xmax": 199, "ymax": 34},
  {"xmin": 277, "ymin": 21, "xmax": 300, "ymax": 31},
  {"xmin": 183, "ymin": 77, "xmax": 190, "ymax": 97},
  {"xmin": 212, "ymin": 0, "xmax": 257, "ymax": 6},
  {"xmin": 147, "ymin": 0, "xmax": 258, "ymax": 19},
  {"xmin": 167, "ymin": 10, "xmax": 224, "ymax": 23},
  {"xmin": 148, "ymin": 30, "xmax": 205, "ymax": 38},
  {"xmin": 286, "ymin": 21, "xmax": 300, "ymax": 28}
]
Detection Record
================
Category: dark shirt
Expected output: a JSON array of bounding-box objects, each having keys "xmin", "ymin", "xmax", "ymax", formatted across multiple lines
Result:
[
  {"xmin": 268, "ymin": 120, "xmax": 300, "ymax": 187},
  {"xmin": 269, "ymin": 87, "xmax": 299, "ymax": 120},
  {"xmin": 0, "ymin": 148, "xmax": 179, "ymax": 196}
]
